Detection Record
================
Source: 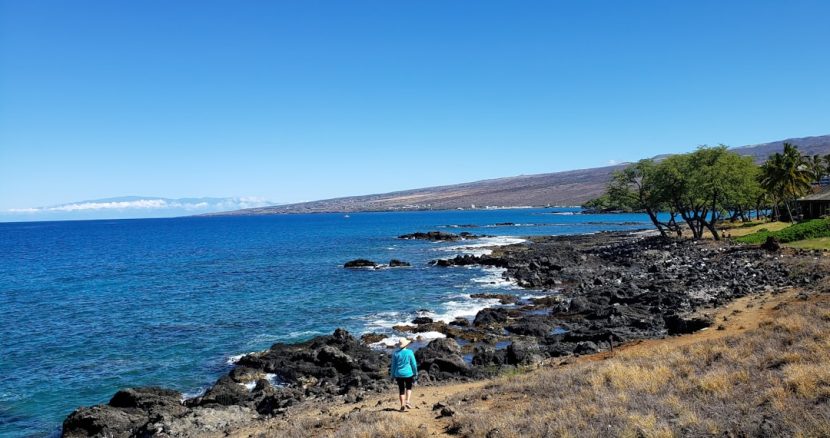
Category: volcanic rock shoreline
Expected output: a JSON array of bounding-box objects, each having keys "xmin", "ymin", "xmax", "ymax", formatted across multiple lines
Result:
[{"xmin": 62, "ymin": 231, "xmax": 818, "ymax": 437}]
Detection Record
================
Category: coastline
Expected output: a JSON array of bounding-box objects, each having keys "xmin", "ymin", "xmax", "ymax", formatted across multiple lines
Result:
[{"xmin": 61, "ymin": 229, "xmax": 817, "ymax": 437}]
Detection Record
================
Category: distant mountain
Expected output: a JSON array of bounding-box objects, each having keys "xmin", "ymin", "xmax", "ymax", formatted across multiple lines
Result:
[
  {"xmin": 214, "ymin": 134, "xmax": 830, "ymax": 215},
  {"xmin": 2, "ymin": 196, "xmax": 274, "ymax": 222}
]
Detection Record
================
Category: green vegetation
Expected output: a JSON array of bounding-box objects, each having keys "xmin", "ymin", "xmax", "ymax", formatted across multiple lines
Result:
[
  {"xmin": 585, "ymin": 142, "xmax": 826, "ymax": 241},
  {"xmin": 785, "ymin": 237, "xmax": 830, "ymax": 250},
  {"xmin": 601, "ymin": 146, "xmax": 760, "ymax": 240},
  {"xmin": 580, "ymin": 193, "xmax": 633, "ymax": 212},
  {"xmin": 759, "ymin": 143, "xmax": 814, "ymax": 221},
  {"xmin": 736, "ymin": 218, "xmax": 830, "ymax": 244},
  {"xmin": 725, "ymin": 220, "xmax": 791, "ymax": 238}
]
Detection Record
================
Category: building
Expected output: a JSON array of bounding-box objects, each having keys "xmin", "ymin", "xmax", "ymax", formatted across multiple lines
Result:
[{"xmin": 797, "ymin": 187, "xmax": 830, "ymax": 219}]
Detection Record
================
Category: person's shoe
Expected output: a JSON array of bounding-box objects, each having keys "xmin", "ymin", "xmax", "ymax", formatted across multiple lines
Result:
[
  {"xmin": 400, "ymin": 406, "xmax": 406, "ymax": 412},
  {"xmin": 405, "ymin": 403, "xmax": 412, "ymax": 409}
]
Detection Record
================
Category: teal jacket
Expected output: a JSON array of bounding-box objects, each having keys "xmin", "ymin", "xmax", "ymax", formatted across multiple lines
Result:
[{"xmin": 390, "ymin": 347, "xmax": 418, "ymax": 379}]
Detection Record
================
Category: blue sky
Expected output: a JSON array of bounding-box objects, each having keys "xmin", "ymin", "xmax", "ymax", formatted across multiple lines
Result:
[{"xmin": 1, "ymin": 1, "xmax": 828, "ymax": 211}]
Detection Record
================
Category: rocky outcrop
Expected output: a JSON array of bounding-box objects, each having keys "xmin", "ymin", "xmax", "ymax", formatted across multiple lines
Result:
[
  {"xmin": 344, "ymin": 259, "xmax": 378, "ymax": 268},
  {"xmin": 473, "ymin": 308, "xmax": 510, "ymax": 327},
  {"xmin": 63, "ymin": 387, "xmax": 187, "ymax": 438},
  {"xmin": 429, "ymin": 254, "xmax": 508, "ymax": 268},
  {"xmin": 439, "ymin": 232, "xmax": 805, "ymax": 362},
  {"xmin": 415, "ymin": 338, "xmax": 471, "ymax": 379},
  {"xmin": 63, "ymin": 329, "xmax": 389, "ymax": 437},
  {"xmin": 398, "ymin": 231, "xmax": 463, "ymax": 241},
  {"xmin": 232, "ymin": 329, "xmax": 388, "ymax": 399},
  {"xmin": 470, "ymin": 293, "xmax": 519, "ymax": 305},
  {"xmin": 344, "ymin": 259, "xmax": 411, "ymax": 268}
]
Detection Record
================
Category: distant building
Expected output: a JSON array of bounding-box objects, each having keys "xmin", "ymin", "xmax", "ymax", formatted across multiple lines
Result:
[{"xmin": 797, "ymin": 187, "xmax": 830, "ymax": 219}]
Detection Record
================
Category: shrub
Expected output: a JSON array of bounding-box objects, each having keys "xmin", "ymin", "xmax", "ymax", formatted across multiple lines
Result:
[{"xmin": 736, "ymin": 219, "xmax": 830, "ymax": 244}]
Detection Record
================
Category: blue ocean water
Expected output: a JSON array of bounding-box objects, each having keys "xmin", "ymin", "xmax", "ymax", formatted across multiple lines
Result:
[{"xmin": 0, "ymin": 208, "xmax": 652, "ymax": 437}]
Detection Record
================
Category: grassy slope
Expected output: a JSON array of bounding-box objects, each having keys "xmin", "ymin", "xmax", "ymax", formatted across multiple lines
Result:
[
  {"xmin": 734, "ymin": 219, "xmax": 830, "ymax": 244},
  {"xmin": 787, "ymin": 237, "xmax": 830, "ymax": 250},
  {"xmin": 445, "ymin": 293, "xmax": 830, "ymax": 437},
  {"xmin": 232, "ymin": 285, "xmax": 830, "ymax": 437},
  {"xmin": 723, "ymin": 220, "xmax": 791, "ymax": 237}
]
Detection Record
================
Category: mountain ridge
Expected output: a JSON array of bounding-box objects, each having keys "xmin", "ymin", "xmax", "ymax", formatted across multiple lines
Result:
[{"xmin": 211, "ymin": 134, "xmax": 830, "ymax": 215}]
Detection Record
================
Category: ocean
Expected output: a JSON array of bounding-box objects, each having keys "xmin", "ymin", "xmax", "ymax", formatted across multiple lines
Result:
[{"xmin": 0, "ymin": 208, "xmax": 652, "ymax": 437}]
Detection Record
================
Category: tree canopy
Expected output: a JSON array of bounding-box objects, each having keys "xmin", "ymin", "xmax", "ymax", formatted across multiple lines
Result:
[{"xmin": 595, "ymin": 146, "xmax": 763, "ymax": 240}]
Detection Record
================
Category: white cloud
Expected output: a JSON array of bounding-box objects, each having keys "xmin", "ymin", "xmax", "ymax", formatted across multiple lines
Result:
[
  {"xmin": 46, "ymin": 199, "xmax": 170, "ymax": 212},
  {"xmin": 5, "ymin": 197, "xmax": 274, "ymax": 215}
]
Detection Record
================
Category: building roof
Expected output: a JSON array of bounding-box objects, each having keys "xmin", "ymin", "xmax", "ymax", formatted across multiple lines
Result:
[{"xmin": 799, "ymin": 187, "xmax": 830, "ymax": 201}]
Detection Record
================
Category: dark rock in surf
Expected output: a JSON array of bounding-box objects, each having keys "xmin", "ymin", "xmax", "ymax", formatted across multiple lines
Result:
[
  {"xmin": 429, "ymin": 254, "xmax": 508, "ymax": 268},
  {"xmin": 473, "ymin": 308, "xmax": 510, "ymax": 327},
  {"xmin": 63, "ymin": 387, "xmax": 186, "ymax": 438},
  {"xmin": 398, "ymin": 231, "xmax": 462, "ymax": 241},
  {"xmin": 360, "ymin": 332, "xmax": 386, "ymax": 344},
  {"xmin": 389, "ymin": 259, "xmax": 411, "ymax": 267},
  {"xmin": 470, "ymin": 293, "xmax": 519, "ymax": 305},
  {"xmin": 344, "ymin": 259, "xmax": 378, "ymax": 268}
]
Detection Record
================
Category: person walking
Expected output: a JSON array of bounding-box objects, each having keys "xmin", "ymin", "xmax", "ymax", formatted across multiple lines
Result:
[{"xmin": 390, "ymin": 337, "xmax": 417, "ymax": 411}]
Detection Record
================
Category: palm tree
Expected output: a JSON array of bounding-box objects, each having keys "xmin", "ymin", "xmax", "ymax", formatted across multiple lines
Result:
[
  {"xmin": 807, "ymin": 154, "xmax": 826, "ymax": 184},
  {"xmin": 759, "ymin": 143, "xmax": 812, "ymax": 221}
]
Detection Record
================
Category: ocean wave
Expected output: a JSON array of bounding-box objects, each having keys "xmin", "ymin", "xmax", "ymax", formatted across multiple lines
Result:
[
  {"xmin": 226, "ymin": 352, "xmax": 257, "ymax": 365},
  {"xmin": 181, "ymin": 387, "xmax": 208, "ymax": 401},
  {"xmin": 369, "ymin": 331, "xmax": 447, "ymax": 350},
  {"xmin": 362, "ymin": 311, "xmax": 409, "ymax": 330},
  {"xmin": 284, "ymin": 330, "xmax": 327, "ymax": 340},
  {"xmin": 471, "ymin": 266, "xmax": 520, "ymax": 289},
  {"xmin": 441, "ymin": 236, "xmax": 526, "ymax": 256},
  {"xmin": 431, "ymin": 297, "xmax": 502, "ymax": 323},
  {"xmin": 239, "ymin": 373, "xmax": 283, "ymax": 392}
]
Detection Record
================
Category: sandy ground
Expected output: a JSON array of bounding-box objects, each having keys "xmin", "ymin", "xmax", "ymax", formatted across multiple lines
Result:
[{"xmin": 222, "ymin": 287, "xmax": 802, "ymax": 437}]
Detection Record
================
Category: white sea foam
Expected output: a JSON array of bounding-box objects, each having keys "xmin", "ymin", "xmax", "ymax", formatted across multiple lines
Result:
[
  {"xmin": 368, "ymin": 332, "xmax": 447, "ymax": 350},
  {"xmin": 238, "ymin": 373, "xmax": 282, "ymax": 391},
  {"xmin": 363, "ymin": 311, "xmax": 410, "ymax": 330},
  {"xmin": 285, "ymin": 330, "xmax": 326, "ymax": 340},
  {"xmin": 521, "ymin": 293, "xmax": 551, "ymax": 300},
  {"xmin": 430, "ymin": 297, "xmax": 502, "ymax": 323},
  {"xmin": 442, "ymin": 236, "xmax": 526, "ymax": 256},
  {"xmin": 471, "ymin": 266, "xmax": 520, "ymax": 289},
  {"xmin": 226, "ymin": 352, "xmax": 258, "ymax": 365},
  {"xmin": 181, "ymin": 387, "xmax": 208, "ymax": 401}
]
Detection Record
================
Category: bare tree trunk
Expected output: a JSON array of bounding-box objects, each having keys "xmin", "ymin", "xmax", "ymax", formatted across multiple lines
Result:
[
  {"xmin": 704, "ymin": 221, "xmax": 720, "ymax": 240},
  {"xmin": 645, "ymin": 208, "xmax": 667, "ymax": 237}
]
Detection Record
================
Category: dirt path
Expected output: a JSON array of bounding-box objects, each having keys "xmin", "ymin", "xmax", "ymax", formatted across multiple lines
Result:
[{"xmin": 230, "ymin": 287, "xmax": 800, "ymax": 437}]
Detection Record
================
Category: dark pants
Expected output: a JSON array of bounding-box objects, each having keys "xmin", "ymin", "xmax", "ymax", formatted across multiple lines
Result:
[{"xmin": 396, "ymin": 377, "xmax": 414, "ymax": 395}]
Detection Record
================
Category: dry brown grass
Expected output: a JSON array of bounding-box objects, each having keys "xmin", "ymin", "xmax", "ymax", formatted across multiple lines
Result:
[
  {"xmin": 250, "ymin": 410, "xmax": 430, "ymax": 438},
  {"xmin": 443, "ymin": 295, "xmax": 830, "ymax": 437},
  {"xmin": 241, "ymin": 292, "xmax": 830, "ymax": 437}
]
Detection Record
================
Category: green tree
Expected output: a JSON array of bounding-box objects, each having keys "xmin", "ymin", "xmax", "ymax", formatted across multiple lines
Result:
[
  {"xmin": 656, "ymin": 146, "xmax": 759, "ymax": 240},
  {"xmin": 759, "ymin": 143, "xmax": 812, "ymax": 221},
  {"xmin": 606, "ymin": 159, "xmax": 681, "ymax": 237},
  {"xmin": 806, "ymin": 154, "xmax": 826, "ymax": 184}
]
